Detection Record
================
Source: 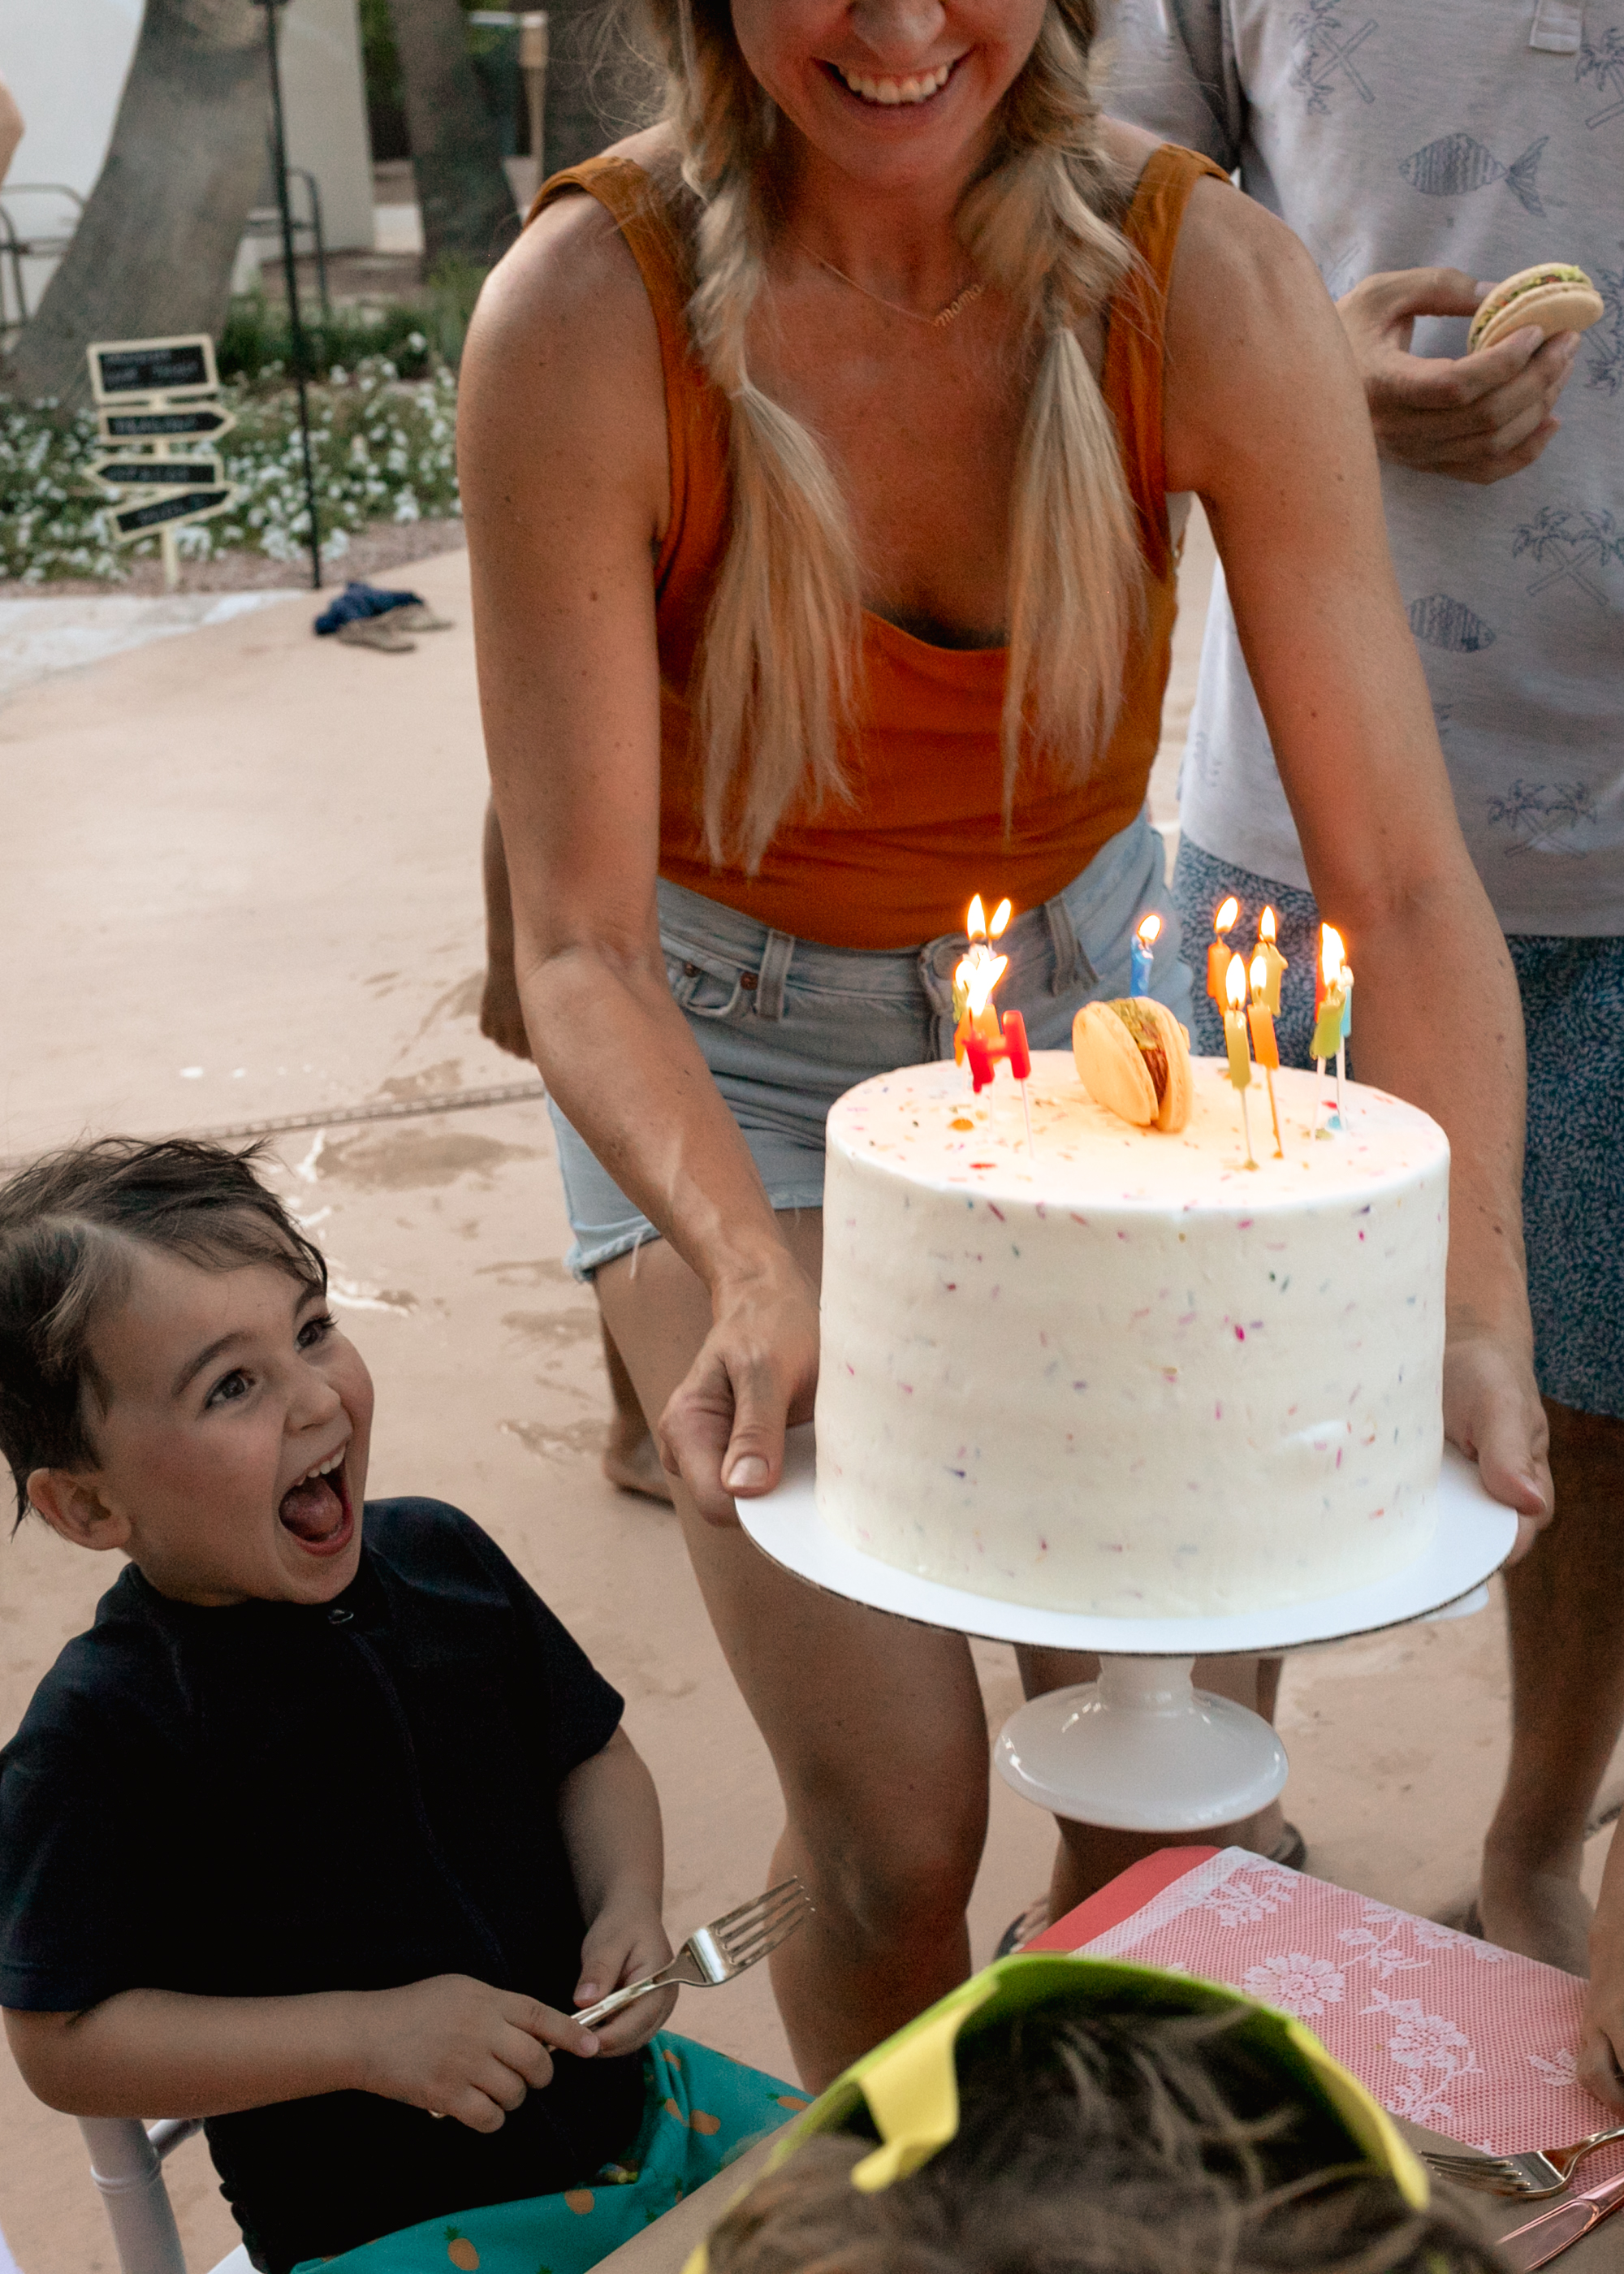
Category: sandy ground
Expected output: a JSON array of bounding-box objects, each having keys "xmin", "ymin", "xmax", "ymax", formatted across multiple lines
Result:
[{"xmin": 0, "ymin": 535, "xmax": 1618, "ymax": 2274}]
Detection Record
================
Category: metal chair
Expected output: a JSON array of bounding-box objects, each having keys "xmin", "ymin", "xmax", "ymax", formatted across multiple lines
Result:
[
  {"xmin": 78, "ymin": 2117, "xmax": 252, "ymax": 2274},
  {"xmin": 0, "ymin": 183, "xmax": 86, "ymax": 338},
  {"xmin": 241, "ymin": 163, "xmax": 330, "ymax": 318}
]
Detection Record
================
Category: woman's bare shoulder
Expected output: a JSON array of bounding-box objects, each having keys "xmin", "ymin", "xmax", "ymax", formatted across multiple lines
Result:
[{"xmin": 1160, "ymin": 176, "xmax": 1360, "ymax": 492}]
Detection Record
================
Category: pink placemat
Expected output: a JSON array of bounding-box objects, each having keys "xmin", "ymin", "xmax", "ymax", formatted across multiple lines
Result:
[{"xmin": 1060, "ymin": 1847, "xmax": 1615, "ymax": 2165}]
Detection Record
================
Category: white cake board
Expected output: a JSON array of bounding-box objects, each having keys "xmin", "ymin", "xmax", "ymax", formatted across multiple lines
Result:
[{"xmin": 740, "ymin": 1429, "xmax": 1516, "ymax": 1830}]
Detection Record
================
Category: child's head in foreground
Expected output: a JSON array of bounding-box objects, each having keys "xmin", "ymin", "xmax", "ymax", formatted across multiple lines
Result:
[
  {"xmin": 701, "ymin": 1979, "xmax": 1500, "ymax": 2274},
  {"xmin": 0, "ymin": 1137, "xmax": 371, "ymax": 1606}
]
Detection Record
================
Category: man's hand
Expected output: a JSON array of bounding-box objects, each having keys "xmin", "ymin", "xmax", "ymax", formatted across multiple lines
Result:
[
  {"xmin": 353, "ymin": 1973, "xmax": 598, "ymax": 2132},
  {"xmin": 1443, "ymin": 1328, "xmax": 1553, "ymax": 1561},
  {"xmin": 1337, "ymin": 267, "xmax": 1581, "ymax": 485},
  {"xmin": 576, "ymin": 1902, "xmax": 677, "ymax": 2055}
]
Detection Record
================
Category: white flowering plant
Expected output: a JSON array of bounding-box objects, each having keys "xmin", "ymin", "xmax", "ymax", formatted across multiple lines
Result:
[{"xmin": 0, "ymin": 345, "xmax": 460, "ymax": 585}]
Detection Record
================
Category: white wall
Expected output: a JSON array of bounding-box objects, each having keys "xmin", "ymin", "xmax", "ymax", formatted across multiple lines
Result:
[{"xmin": 2, "ymin": 0, "xmax": 374, "ymax": 326}]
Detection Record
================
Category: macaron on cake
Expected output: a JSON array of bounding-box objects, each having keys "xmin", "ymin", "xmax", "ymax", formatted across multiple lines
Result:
[
  {"xmin": 1469, "ymin": 263, "xmax": 1604, "ymax": 353},
  {"xmin": 1070, "ymin": 997, "xmax": 1192, "ymax": 1131}
]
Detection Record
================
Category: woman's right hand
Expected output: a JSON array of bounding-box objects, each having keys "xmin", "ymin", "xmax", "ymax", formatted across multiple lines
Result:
[
  {"xmin": 657, "ymin": 1251, "xmax": 821, "ymax": 1524},
  {"xmin": 480, "ymin": 956, "xmax": 533, "ymax": 1062}
]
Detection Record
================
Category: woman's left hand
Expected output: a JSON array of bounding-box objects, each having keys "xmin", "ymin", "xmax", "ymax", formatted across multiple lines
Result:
[
  {"xmin": 575, "ymin": 1905, "xmax": 678, "ymax": 2055},
  {"xmin": 1444, "ymin": 1327, "xmax": 1553, "ymax": 1559}
]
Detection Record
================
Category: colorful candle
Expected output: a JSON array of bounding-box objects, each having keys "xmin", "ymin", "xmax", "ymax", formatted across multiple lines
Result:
[
  {"xmin": 1255, "ymin": 906, "xmax": 1287, "ymax": 1016},
  {"xmin": 1249, "ymin": 948, "xmax": 1284, "ymax": 1159},
  {"xmin": 1310, "ymin": 924, "xmax": 1348, "ymax": 1139},
  {"xmin": 1224, "ymin": 952, "xmax": 1258, "ymax": 1169},
  {"xmin": 1130, "ymin": 911, "xmax": 1161, "ymax": 998},
  {"xmin": 952, "ymin": 893, "xmax": 1033, "ymax": 1149},
  {"xmin": 1207, "ymin": 895, "xmax": 1240, "ymax": 1005}
]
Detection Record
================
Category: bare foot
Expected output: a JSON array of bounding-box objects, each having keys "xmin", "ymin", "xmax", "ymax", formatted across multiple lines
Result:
[
  {"xmin": 603, "ymin": 1429, "xmax": 675, "ymax": 1507},
  {"xmin": 1478, "ymin": 1851, "xmax": 1592, "ymax": 1976}
]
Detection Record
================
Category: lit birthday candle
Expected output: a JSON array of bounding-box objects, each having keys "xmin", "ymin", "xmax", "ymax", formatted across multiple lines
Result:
[
  {"xmin": 1224, "ymin": 951, "xmax": 1258, "ymax": 1169},
  {"xmin": 1309, "ymin": 925, "xmax": 1348, "ymax": 1139},
  {"xmin": 951, "ymin": 894, "xmax": 1033, "ymax": 1149},
  {"xmin": 1130, "ymin": 911, "xmax": 1161, "ymax": 998},
  {"xmin": 1248, "ymin": 947, "xmax": 1285, "ymax": 1159},
  {"xmin": 1255, "ymin": 906, "xmax": 1287, "ymax": 1015},
  {"xmin": 952, "ymin": 895, "xmax": 1012, "ymax": 1061},
  {"xmin": 1207, "ymin": 896, "xmax": 1240, "ymax": 1005}
]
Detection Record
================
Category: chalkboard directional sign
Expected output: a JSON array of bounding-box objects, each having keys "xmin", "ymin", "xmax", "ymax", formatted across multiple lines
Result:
[
  {"xmin": 97, "ymin": 404, "xmax": 238, "ymax": 443},
  {"xmin": 93, "ymin": 456, "xmax": 224, "ymax": 494},
  {"xmin": 89, "ymin": 335, "xmax": 219, "ymax": 401},
  {"xmin": 111, "ymin": 489, "xmax": 235, "ymax": 538},
  {"xmin": 85, "ymin": 335, "xmax": 240, "ymax": 581}
]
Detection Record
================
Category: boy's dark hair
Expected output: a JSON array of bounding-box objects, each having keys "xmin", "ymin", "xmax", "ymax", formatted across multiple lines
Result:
[
  {"xmin": 706, "ymin": 2008, "xmax": 1504, "ymax": 2274},
  {"xmin": 0, "ymin": 1138, "xmax": 326, "ymax": 1526}
]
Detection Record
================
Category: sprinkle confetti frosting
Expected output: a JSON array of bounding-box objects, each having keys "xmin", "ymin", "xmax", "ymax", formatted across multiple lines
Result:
[{"xmin": 814, "ymin": 1053, "xmax": 1450, "ymax": 1618}]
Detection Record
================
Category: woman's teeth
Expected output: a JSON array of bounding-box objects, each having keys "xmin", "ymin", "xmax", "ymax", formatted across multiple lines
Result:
[{"xmin": 837, "ymin": 59, "xmax": 953, "ymax": 106}]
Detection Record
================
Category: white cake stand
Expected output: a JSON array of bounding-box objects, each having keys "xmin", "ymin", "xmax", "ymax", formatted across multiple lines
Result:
[{"xmin": 739, "ymin": 1429, "xmax": 1517, "ymax": 1831}]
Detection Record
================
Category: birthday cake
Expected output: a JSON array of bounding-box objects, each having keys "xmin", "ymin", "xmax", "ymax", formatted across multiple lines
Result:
[{"xmin": 814, "ymin": 1053, "xmax": 1449, "ymax": 1617}]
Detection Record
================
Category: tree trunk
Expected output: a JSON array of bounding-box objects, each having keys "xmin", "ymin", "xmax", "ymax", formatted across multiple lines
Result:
[
  {"xmin": 542, "ymin": 0, "xmax": 660, "ymax": 179},
  {"xmin": 2, "ymin": 0, "xmax": 268, "ymax": 409},
  {"xmin": 387, "ymin": 0, "xmax": 517, "ymax": 268}
]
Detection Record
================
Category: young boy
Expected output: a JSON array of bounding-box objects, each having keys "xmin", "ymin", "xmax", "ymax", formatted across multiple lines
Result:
[{"xmin": 0, "ymin": 1139, "xmax": 783, "ymax": 2274}]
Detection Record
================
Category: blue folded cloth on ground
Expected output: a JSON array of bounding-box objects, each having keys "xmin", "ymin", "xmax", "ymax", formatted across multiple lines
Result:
[{"xmin": 314, "ymin": 581, "xmax": 425, "ymax": 635}]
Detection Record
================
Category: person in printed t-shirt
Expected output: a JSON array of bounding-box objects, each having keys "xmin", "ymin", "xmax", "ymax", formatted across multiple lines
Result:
[{"xmin": 1107, "ymin": 0, "xmax": 1624, "ymax": 1974}]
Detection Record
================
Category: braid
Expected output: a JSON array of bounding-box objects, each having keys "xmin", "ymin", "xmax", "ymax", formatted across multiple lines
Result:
[
  {"xmin": 958, "ymin": 3, "xmax": 1146, "ymax": 811},
  {"xmin": 636, "ymin": 0, "xmax": 1146, "ymax": 865}
]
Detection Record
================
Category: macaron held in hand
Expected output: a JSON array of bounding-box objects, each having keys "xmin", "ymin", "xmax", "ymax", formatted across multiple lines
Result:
[{"xmin": 1469, "ymin": 264, "xmax": 1604, "ymax": 353}]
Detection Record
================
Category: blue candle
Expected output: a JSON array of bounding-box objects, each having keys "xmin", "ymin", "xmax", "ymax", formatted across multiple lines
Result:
[{"xmin": 1130, "ymin": 912, "xmax": 1160, "ymax": 997}]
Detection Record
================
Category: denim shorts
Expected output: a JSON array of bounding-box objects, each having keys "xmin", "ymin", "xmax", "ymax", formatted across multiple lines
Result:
[
  {"xmin": 550, "ymin": 810, "xmax": 1191, "ymax": 1278},
  {"xmin": 1173, "ymin": 837, "xmax": 1624, "ymax": 1420}
]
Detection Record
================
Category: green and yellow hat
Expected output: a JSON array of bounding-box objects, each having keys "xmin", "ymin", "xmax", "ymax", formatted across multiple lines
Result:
[{"xmin": 685, "ymin": 1953, "xmax": 1426, "ymax": 2272}]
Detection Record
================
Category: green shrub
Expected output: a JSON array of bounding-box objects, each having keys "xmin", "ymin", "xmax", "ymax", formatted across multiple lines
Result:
[{"xmin": 0, "ymin": 352, "xmax": 461, "ymax": 584}]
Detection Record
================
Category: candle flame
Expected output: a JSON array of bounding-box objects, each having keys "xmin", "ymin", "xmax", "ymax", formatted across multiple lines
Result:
[
  {"xmin": 989, "ymin": 897, "xmax": 1012, "ymax": 940},
  {"xmin": 966, "ymin": 894, "xmax": 986, "ymax": 942},
  {"xmin": 1136, "ymin": 912, "xmax": 1163, "ymax": 948},
  {"xmin": 956, "ymin": 948, "xmax": 1008, "ymax": 1018},
  {"xmin": 1215, "ymin": 896, "xmax": 1239, "ymax": 936},
  {"xmin": 1225, "ymin": 952, "xmax": 1247, "ymax": 1012},
  {"xmin": 1320, "ymin": 923, "xmax": 1346, "ymax": 989},
  {"xmin": 1259, "ymin": 906, "xmax": 1276, "ymax": 945},
  {"xmin": 1250, "ymin": 949, "xmax": 1269, "ymax": 1001}
]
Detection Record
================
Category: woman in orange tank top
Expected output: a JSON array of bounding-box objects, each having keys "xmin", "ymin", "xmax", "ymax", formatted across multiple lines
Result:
[{"xmin": 463, "ymin": 1, "xmax": 1546, "ymax": 2086}]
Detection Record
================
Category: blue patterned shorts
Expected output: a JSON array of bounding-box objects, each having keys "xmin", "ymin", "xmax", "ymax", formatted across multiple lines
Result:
[{"xmin": 1173, "ymin": 840, "xmax": 1624, "ymax": 1419}]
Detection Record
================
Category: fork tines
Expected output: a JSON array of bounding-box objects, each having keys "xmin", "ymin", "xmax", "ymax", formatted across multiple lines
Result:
[{"xmin": 715, "ymin": 1876, "xmax": 814, "ymax": 1969}]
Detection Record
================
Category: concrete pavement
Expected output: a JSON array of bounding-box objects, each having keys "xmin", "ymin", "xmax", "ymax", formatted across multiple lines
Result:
[{"xmin": 0, "ymin": 542, "xmax": 1615, "ymax": 2274}]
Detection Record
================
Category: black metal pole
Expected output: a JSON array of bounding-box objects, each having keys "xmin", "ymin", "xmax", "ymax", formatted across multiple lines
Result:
[{"xmin": 258, "ymin": 0, "xmax": 322, "ymax": 591}]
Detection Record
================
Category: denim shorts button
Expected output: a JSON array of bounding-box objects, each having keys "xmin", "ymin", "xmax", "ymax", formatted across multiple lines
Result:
[
  {"xmin": 740, "ymin": 971, "xmax": 758, "ymax": 990},
  {"xmin": 684, "ymin": 962, "xmax": 698, "ymax": 978}
]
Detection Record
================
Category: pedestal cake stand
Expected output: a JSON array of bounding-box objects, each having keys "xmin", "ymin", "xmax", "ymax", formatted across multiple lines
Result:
[{"xmin": 739, "ymin": 1428, "xmax": 1517, "ymax": 1832}]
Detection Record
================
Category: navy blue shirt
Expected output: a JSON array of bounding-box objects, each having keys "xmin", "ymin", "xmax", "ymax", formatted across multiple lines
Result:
[{"xmin": 0, "ymin": 1499, "xmax": 641, "ymax": 2272}]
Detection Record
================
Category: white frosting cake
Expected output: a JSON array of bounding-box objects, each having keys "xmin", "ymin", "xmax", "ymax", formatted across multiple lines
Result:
[{"xmin": 815, "ymin": 1053, "xmax": 1449, "ymax": 1617}]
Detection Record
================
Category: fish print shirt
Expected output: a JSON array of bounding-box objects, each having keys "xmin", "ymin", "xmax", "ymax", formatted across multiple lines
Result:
[{"xmin": 1110, "ymin": 0, "xmax": 1623, "ymax": 932}]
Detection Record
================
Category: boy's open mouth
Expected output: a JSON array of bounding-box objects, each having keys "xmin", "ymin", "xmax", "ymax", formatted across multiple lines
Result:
[{"xmin": 279, "ymin": 1449, "xmax": 354, "ymax": 1555}]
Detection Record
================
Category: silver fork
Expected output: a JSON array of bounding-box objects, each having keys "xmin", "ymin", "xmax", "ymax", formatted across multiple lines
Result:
[
  {"xmin": 574, "ymin": 1877, "xmax": 814, "ymax": 2030},
  {"xmin": 1423, "ymin": 2125, "xmax": 1624, "ymax": 2198}
]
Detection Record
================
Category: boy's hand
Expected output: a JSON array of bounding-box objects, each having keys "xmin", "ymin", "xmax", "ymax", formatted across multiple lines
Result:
[
  {"xmin": 576, "ymin": 1904, "xmax": 676, "ymax": 2055},
  {"xmin": 355, "ymin": 1974, "xmax": 598, "ymax": 2131}
]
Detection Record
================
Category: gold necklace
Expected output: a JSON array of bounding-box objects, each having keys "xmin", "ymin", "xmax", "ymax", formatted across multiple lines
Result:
[{"xmin": 789, "ymin": 232, "xmax": 986, "ymax": 330}]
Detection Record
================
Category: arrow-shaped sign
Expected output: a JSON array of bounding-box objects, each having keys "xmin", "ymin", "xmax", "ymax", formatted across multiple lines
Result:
[
  {"xmin": 110, "ymin": 488, "xmax": 237, "ymax": 538},
  {"xmin": 97, "ymin": 404, "xmax": 237, "ymax": 443},
  {"xmin": 93, "ymin": 456, "xmax": 224, "ymax": 493}
]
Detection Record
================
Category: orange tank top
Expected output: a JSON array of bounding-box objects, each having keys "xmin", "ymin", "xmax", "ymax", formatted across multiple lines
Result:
[{"xmin": 533, "ymin": 144, "xmax": 1229, "ymax": 951}]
